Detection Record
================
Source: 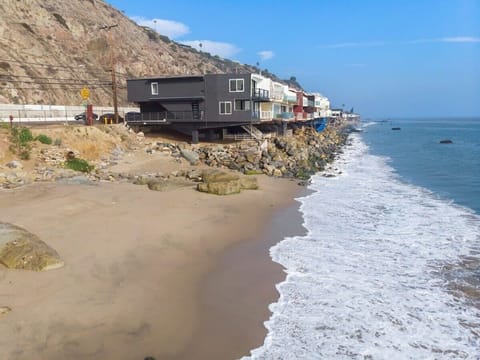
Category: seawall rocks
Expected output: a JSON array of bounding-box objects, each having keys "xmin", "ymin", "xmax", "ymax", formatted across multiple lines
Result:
[
  {"xmin": 0, "ymin": 125, "xmax": 349, "ymax": 189},
  {"xmin": 194, "ymin": 127, "xmax": 348, "ymax": 180}
]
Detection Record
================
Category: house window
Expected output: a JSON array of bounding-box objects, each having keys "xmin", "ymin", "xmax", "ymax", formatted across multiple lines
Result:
[
  {"xmin": 234, "ymin": 100, "xmax": 250, "ymax": 111},
  {"xmin": 229, "ymin": 79, "xmax": 244, "ymax": 92},
  {"xmin": 151, "ymin": 82, "xmax": 158, "ymax": 95},
  {"xmin": 219, "ymin": 101, "xmax": 232, "ymax": 115}
]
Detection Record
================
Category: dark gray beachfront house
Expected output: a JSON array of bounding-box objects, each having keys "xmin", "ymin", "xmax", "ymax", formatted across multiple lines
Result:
[{"xmin": 126, "ymin": 73, "xmax": 271, "ymax": 142}]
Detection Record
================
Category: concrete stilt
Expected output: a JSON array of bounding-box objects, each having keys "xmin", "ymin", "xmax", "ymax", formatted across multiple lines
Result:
[
  {"xmin": 205, "ymin": 129, "xmax": 215, "ymax": 141},
  {"xmin": 191, "ymin": 129, "xmax": 199, "ymax": 144},
  {"xmin": 278, "ymin": 122, "xmax": 288, "ymax": 136}
]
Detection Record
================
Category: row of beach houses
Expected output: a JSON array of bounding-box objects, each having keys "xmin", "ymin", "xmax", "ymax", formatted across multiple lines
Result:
[
  {"xmin": 126, "ymin": 72, "xmax": 352, "ymax": 142},
  {"xmin": 0, "ymin": 72, "xmax": 358, "ymax": 142}
]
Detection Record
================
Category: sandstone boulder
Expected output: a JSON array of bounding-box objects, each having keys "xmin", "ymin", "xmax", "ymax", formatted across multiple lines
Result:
[
  {"xmin": 197, "ymin": 170, "xmax": 240, "ymax": 195},
  {"xmin": 0, "ymin": 222, "xmax": 64, "ymax": 271},
  {"xmin": 147, "ymin": 179, "xmax": 193, "ymax": 192},
  {"xmin": 201, "ymin": 169, "xmax": 239, "ymax": 183},
  {"xmin": 197, "ymin": 170, "xmax": 258, "ymax": 195},
  {"xmin": 239, "ymin": 176, "xmax": 259, "ymax": 190},
  {"xmin": 197, "ymin": 179, "xmax": 241, "ymax": 195}
]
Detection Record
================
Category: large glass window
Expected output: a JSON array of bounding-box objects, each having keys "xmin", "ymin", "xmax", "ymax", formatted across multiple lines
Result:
[
  {"xmin": 229, "ymin": 79, "xmax": 245, "ymax": 92},
  {"xmin": 234, "ymin": 100, "xmax": 251, "ymax": 111},
  {"xmin": 151, "ymin": 82, "xmax": 158, "ymax": 95},
  {"xmin": 219, "ymin": 101, "xmax": 232, "ymax": 115}
]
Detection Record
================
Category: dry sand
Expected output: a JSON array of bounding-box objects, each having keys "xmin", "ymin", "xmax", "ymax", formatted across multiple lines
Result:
[{"xmin": 0, "ymin": 170, "xmax": 302, "ymax": 359}]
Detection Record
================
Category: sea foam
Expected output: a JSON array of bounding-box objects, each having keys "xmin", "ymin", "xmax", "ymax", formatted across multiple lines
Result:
[{"xmin": 244, "ymin": 134, "xmax": 480, "ymax": 359}]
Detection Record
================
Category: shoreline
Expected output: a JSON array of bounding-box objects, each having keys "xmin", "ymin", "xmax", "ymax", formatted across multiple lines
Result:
[
  {"xmin": 174, "ymin": 187, "xmax": 309, "ymax": 360},
  {"xmin": 0, "ymin": 175, "xmax": 303, "ymax": 360}
]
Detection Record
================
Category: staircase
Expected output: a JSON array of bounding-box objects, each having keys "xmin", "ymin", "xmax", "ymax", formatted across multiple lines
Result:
[
  {"xmin": 241, "ymin": 125, "xmax": 264, "ymax": 140},
  {"xmin": 192, "ymin": 102, "xmax": 200, "ymax": 120}
]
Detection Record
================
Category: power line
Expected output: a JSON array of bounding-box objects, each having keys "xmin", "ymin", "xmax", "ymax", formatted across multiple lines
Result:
[
  {"xmin": 0, "ymin": 58, "xmax": 130, "ymax": 77},
  {"xmin": 0, "ymin": 79, "xmax": 112, "ymax": 85},
  {"xmin": 0, "ymin": 74, "xmax": 113, "ymax": 82},
  {"xmin": 0, "ymin": 57, "xmax": 105, "ymax": 71},
  {"xmin": 3, "ymin": 85, "xmax": 115, "ymax": 90}
]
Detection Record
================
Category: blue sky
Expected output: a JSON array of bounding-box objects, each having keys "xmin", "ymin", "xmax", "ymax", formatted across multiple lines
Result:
[{"xmin": 106, "ymin": 0, "xmax": 479, "ymax": 118}]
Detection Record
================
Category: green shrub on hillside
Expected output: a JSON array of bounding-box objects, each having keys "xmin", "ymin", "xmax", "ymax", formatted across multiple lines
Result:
[
  {"xmin": 19, "ymin": 149, "xmax": 31, "ymax": 160},
  {"xmin": 65, "ymin": 158, "xmax": 94, "ymax": 173},
  {"xmin": 17, "ymin": 127, "xmax": 34, "ymax": 143},
  {"xmin": 9, "ymin": 126, "xmax": 34, "ymax": 159},
  {"xmin": 36, "ymin": 134, "xmax": 53, "ymax": 145}
]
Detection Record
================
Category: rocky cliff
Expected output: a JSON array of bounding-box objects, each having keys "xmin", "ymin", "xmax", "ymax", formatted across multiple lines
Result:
[{"xmin": 0, "ymin": 0, "xmax": 292, "ymax": 107}]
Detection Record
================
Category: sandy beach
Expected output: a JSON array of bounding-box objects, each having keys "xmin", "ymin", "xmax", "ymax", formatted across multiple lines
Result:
[{"xmin": 0, "ymin": 170, "xmax": 302, "ymax": 359}]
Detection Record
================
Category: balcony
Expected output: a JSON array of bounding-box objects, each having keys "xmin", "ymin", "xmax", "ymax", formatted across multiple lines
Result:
[
  {"xmin": 252, "ymin": 111, "xmax": 273, "ymax": 121},
  {"xmin": 261, "ymin": 111, "xmax": 272, "ymax": 120},
  {"xmin": 252, "ymin": 88, "xmax": 270, "ymax": 101},
  {"xmin": 276, "ymin": 112, "xmax": 294, "ymax": 120},
  {"xmin": 294, "ymin": 112, "xmax": 313, "ymax": 121},
  {"xmin": 126, "ymin": 111, "xmax": 197, "ymax": 124},
  {"xmin": 284, "ymin": 94, "xmax": 297, "ymax": 103}
]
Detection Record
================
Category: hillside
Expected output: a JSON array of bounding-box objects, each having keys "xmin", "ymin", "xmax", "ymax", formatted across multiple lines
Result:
[{"xmin": 0, "ymin": 0, "xmax": 297, "ymax": 107}]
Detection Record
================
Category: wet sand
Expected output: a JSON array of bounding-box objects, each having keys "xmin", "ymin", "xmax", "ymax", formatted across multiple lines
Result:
[
  {"xmin": 176, "ymin": 203, "xmax": 307, "ymax": 360},
  {"xmin": 0, "ymin": 175, "xmax": 302, "ymax": 360}
]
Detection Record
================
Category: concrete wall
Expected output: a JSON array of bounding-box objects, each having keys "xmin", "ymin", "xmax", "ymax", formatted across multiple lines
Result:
[{"xmin": 0, "ymin": 104, "xmax": 139, "ymax": 122}]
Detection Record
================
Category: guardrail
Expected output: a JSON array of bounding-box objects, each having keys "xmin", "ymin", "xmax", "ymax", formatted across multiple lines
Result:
[
  {"xmin": 125, "ymin": 111, "xmax": 197, "ymax": 123},
  {"xmin": 0, "ymin": 105, "xmax": 138, "ymax": 122}
]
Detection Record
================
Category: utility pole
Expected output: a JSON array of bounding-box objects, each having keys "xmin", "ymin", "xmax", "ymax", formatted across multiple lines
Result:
[{"xmin": 99, "ymin": 24, "xmax": 119, "ymax": 123}]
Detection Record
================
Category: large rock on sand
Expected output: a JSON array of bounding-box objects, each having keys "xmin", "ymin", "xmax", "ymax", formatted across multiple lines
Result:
[
  {"xmin": 0, "ymin": 222, "xmax": 64, "ymax": 271},
  {"xmin": 197, "ymin": 170, "xmax": 258, "ymax": 195},
  {"xmin": 239, "ymin": 176, "xmax": 259, "ymax": 190},
  {"xmin": 197, "ymin": 179, "xmax": 242, "ymax": 195},
  {"xmin": 202, "ymin": 169, "xmax": 239, "ymax": 183},
  {"xmin": 147, "ymin": 178, "xmax": 193, "ymax": 192},
  {"xmin": 180, "ymin": 149, "xmax": 200, "ymax": 165}
]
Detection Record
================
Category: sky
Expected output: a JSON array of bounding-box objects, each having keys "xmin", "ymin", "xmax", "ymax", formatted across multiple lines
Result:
[{"xmin": 105, "ymin": 0, "xmax": 479, "ymax": 118}]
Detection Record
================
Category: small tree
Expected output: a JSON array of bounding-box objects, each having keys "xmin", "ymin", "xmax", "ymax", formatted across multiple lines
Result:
[{"xmin": 9, "ymin": 127, "xmax": 34, "ymax": 159}]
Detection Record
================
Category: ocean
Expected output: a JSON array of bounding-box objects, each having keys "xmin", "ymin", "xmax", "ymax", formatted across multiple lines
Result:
[{"xmin": 245, "ymin": 118, "xmax": 480, "ymax": 359}]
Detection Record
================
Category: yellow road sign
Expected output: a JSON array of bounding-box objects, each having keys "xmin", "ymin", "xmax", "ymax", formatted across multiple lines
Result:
[{"xmin": 80, "ymin": 87, "xmax": 90, "ymax": 100}]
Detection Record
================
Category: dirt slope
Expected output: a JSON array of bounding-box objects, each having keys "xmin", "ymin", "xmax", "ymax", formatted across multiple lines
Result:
[{"xmin": 0, "ymin": 0, "xmax": 269, "ymax": 106}]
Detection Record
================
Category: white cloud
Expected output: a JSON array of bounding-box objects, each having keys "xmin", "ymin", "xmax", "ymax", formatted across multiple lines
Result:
[
  {"xmin": 132, "ymin": 17, "xmax": 190, "ymax": 39},
  {"xmin": 441, "ymin": 36, "xmax": 480, "ymax": 43},
  {"xmin": 180, "ymin": 40, "xmax": 241, "ymax": 58},
  {"xmin": 407, "ymin": 36, "xmax": 480, "ymax": 44},
  {"xmin": 258, "ymin": 50, "xmax": 274, "ymax": 61}
]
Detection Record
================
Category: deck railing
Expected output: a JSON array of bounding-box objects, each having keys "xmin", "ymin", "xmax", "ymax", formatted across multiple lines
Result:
[
  {"xmin": 276, "ymin": 112, "xmax": 295, "ymax": 120},
  {"xmin": 126, "ymin": 111, "xmax": 196, "ymax": 123},
  {"xmin": 284, "ymin": 94, "xmax": 297, "ymax": 103},
  {"xmin": 252, "ymin": 88, "xmax": 270, "ymax": 100},
  {"xmin": 260, "ymin": 111, "xmax": 272, "ymax": 120}
]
